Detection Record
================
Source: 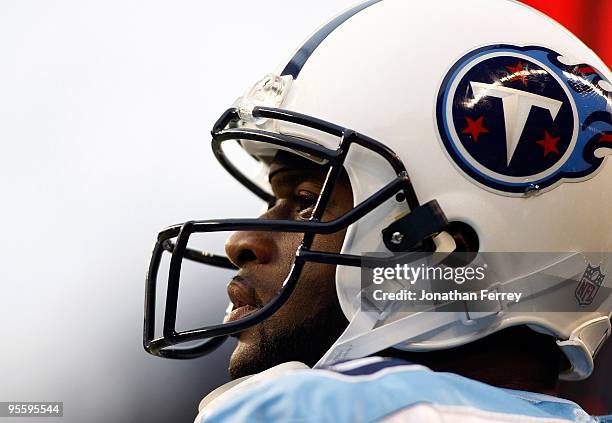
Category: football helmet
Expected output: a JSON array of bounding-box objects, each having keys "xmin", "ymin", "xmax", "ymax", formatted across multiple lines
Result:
[{"xmin": 144, "ymin": 0, "xmax": 612, "ymax": 380}]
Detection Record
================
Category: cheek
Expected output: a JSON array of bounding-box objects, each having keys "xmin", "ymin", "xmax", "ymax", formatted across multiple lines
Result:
[
  {"xmin": 275, "ymin": 233, "xmax": 303, "ymax": 267},
  {"xmin": 268, "ymin": 261, "xmax": 338, "ymax": 327},
  {"xmin": 260, "ymin": 230, "xmax": 346, "ymax": 319},
  {"xmin": 273, "ymin": 232, "xmax": 347, "ymax": 320},
  {"xmin": 255, "ymin": 232, "xmax": 304, "ymax": 299},
  {"xmin": 311, "ymin": 229, "xmax": 347, "ymax": 253}
]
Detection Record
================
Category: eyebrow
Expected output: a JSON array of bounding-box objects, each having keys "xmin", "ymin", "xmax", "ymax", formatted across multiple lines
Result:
[
  {"xmin": 268, "ymin": 163, "xmax": 325, "ymax": 184},
  {"xmin": 268, "ymin": 168, "xmax": 325, "ymax": 195},
  {"xmin": 268, "ymin": 165, "xmax": 293, "ymax": 183}
]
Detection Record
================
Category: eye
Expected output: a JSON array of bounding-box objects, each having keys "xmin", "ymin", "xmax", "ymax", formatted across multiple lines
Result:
[{"xmin": 295, "ymin": 190, "xmax": 318, "ymax": 217}]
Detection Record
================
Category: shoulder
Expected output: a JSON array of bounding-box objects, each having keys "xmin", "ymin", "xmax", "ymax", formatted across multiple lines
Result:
[{"xmin": 201, "ymin": 357, "xmax": 591, "ymax": 423}]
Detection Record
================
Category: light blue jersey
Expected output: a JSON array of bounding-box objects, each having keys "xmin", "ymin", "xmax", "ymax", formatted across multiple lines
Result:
[{"xmin": 199, "ymin": 357, "xmax": 610, "ymax": 422}]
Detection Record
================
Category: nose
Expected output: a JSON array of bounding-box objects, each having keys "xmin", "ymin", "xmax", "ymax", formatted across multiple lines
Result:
[{"xmin": 225, "ymin": 230, "xmax": 275, "ymax": 268}]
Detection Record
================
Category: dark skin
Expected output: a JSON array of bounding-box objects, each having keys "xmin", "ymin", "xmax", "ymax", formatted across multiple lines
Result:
[
  {"xmin": 224, "ymin": 153, "xmax": 351, "ymax": 379},
  {"xmin": 224, "ymin": 153, "xmax": 564, "ymax": 394}
]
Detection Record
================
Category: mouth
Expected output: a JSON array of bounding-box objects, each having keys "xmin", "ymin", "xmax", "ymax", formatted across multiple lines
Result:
[
  {"xmin": 224, "ymin": 304, "xmax": 259, "ymax": 323},
  {"xmin": 224, "ymin": 275, "xmax": 260, "ymax": 323}
]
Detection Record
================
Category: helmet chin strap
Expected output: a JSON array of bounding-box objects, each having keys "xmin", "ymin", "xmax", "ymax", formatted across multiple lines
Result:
[
  {"xmin": 315, "ymin": 309, "xmax": 458, "ymax": 368},
  {"xmin": 316, "ymin": 252, "xmax": 593, "ymax": 369}
]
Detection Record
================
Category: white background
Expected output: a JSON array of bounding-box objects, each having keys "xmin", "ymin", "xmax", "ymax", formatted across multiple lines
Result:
[{"xmin": 0, "ymin": 1, "xmax": 354, "ymax": 422}]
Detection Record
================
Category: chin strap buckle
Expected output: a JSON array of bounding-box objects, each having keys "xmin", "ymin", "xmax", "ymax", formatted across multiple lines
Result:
[{"xmin": 382, "ymin": 200, "xmax": 448, "ymax": 252}]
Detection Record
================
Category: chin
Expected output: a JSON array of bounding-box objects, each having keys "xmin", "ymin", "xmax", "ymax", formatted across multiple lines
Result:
[{"xmin": 228, "ymin": 340, "xmax": 263, "ymax": 380}]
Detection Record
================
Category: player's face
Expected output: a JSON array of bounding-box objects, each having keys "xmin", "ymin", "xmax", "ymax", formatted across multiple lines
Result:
[{"xmin": 224, "ymin": 153, "xmax": 353, "ymax": 379}]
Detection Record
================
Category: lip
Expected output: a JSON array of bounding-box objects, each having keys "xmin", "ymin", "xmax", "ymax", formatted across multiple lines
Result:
[{"xmin": 224, "ymin": 304, "xmax": 259, "ymax": 323}]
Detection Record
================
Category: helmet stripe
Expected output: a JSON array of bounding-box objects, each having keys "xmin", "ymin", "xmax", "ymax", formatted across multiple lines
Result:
[{"xmin": 281, "ymin": 0, "xmax": 382, "ymax": 78}]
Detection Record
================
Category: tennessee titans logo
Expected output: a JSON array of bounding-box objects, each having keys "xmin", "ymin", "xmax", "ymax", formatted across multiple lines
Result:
[{"xmin": 436, "ymin": 45, "xmax": 612, "ymax": 195}]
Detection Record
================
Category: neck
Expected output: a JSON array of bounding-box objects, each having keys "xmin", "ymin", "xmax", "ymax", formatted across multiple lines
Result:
[{"xmin": 381, "ymin": 326, "xmax": 564, "ymax": 395}]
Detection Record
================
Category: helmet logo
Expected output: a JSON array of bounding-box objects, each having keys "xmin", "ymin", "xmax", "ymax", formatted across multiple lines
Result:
[
  {"xmin": 575, "ymin": 263, "xmax": 605, "ymax": 306},
  {"xmin": 469, "ymin": 81, "xmax": 563, "ymax": 166},
  {"xmin": 436, "ymin": 45, "xmax": 612, "ymax": 195}
]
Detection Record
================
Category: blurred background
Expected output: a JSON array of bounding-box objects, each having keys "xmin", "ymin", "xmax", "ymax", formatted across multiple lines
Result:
[
  {"xmin": 520, "ymin": 0, "xmax": 611, "ymax": 416},
  {"xmin": 522, "ymin": 0, "xmax": 611, "ymax": 68},
  {"xmin": 0, "ymin": 1, "xmax": 609, "ymax": 422}
]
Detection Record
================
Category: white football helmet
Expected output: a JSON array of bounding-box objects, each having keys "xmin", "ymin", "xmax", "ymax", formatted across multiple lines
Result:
[{"xmin": 145, "ymin": 0, "xmax": 612, "ymax": 380}]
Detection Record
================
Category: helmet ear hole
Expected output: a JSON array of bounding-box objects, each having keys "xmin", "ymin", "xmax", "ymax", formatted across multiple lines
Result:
[
  {"xmin": 438, "ymin": 221, "xmax": 480, "ymax": 268},
  {"xmin": 445, "ymin": 221, "xmax": 479, "ymax": 253}
]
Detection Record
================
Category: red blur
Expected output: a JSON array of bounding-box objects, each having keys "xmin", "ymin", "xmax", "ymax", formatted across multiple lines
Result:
[
  {"xmin": 516, "ymin": 2, "xmax": 611, "ymax": 414},
  {"xmin": 520, "ymin": 0, "xmax": 611, "ymax": 68}
]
